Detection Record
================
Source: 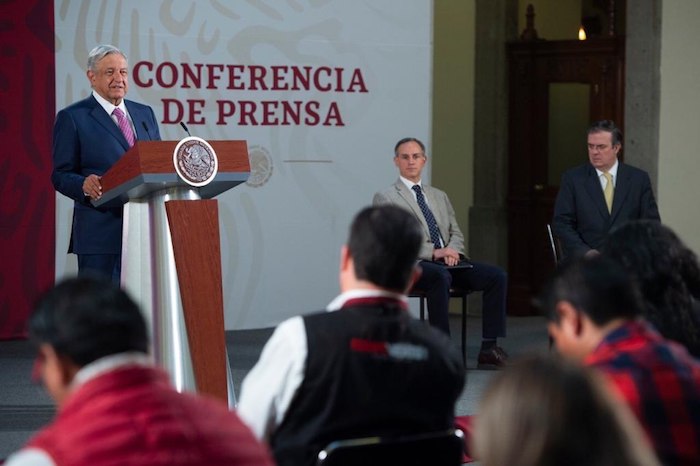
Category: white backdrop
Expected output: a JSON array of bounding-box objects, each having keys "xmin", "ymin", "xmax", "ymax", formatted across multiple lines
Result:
[{"xmin": 54, "ymin": 0, "xmax": 433, "ymax": 329}]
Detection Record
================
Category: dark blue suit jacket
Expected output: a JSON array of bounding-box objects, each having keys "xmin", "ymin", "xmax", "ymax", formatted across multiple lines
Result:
[
  {"xmin": 552, "ymin": 162, "xmax": 660, "ymax": 258},
  {"xmin": 52, "ymin": 95, "xmax": 161, "ymax": 254}
]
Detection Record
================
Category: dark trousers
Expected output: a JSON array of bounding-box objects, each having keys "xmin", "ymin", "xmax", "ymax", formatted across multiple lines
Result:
[
  {"xmin": 413, "ymin": 260, "xmax": 507, "ymax": 339},
  {"xmin": 77, "ymin": 254, "xmax": 121, "ymax": 284}
]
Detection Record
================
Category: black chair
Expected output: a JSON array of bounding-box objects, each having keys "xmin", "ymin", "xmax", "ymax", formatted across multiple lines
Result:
[
  {"xmin": 545, "ymin": 223, "xmax": 561, "ymax": 350},
  {"xmin": 316, "ymin": 428, "xmax": 465, "ymax": 466},
  {"xmin": 408, "ymin": 288, "xmax": 470, "ymax": 366},
  {"xmin": 546, "ymin": 223, "xmax": 562, "ymax": 266}
]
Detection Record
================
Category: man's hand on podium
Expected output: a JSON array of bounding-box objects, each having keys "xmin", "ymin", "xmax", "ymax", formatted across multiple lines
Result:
[{"xmin": 83, "ymin": 174, "xmax": 103, "ymax": 200}]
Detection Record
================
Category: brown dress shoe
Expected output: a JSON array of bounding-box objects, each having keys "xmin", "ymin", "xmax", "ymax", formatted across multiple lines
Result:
[{"xmin": 477, "ymin": 345, "xmax": 508, "ymax": 370}]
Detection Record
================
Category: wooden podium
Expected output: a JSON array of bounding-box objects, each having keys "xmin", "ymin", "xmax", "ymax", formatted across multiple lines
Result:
[{"xmin": 94, "ymin": 140, "xmax": 250, "ymax": 405}]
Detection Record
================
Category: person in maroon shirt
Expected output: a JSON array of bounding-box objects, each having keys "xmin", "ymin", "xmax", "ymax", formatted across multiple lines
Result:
[
  {"xmin": 5, "ymin": 277, "xmax": 273, "ymax": 466},
  {"xmin": 540, "ymin": 256, "xmax": 700, "ymax": 466}
]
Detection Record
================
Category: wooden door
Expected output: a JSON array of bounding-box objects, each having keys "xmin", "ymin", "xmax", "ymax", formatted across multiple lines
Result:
[{"xmin": 506, "ymin": 37, "xmax": 625, "ymax": 315}]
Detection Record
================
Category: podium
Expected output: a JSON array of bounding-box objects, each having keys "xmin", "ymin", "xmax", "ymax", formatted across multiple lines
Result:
[{"xmin": 94, "ymin": 140, "xmax": 250, "ymax": 406}]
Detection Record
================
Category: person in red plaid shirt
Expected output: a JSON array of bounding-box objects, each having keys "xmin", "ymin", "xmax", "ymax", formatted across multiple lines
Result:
[{"xmin": 540, "ymin": 255, "xmax": 700, "ymax": 466}]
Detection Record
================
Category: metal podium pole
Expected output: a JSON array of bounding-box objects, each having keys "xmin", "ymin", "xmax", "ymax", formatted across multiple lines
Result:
[
  {"xmin": 149, "ymin": 186, "xmax": 200, "ymax": 394},
  {"xmin": 146, "ymin": 186, "xmax": 237, "ymax": 406}
]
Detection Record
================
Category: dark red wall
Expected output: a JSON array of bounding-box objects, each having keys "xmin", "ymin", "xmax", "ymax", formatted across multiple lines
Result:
[{"xmin": 0, "ymin": 0, "xmax": 56, "ymax": 339}]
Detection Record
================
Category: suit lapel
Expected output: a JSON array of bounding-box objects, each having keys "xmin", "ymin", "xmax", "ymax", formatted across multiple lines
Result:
[
  {"xmin": 584, "ymin": 165, "xmax": 610, "ymax": 220},
  {"xmin": 393, "ymin": 180, "xmax": 431, "ymax": 237},
  {"xmin": 88, "ymin": 96, "xmax": 131, "ymax": 151},
  {"xmin": 609, "ymin": 163, "xmax": 631, "ymax": 223},
  {"xmin": 422, "ymin": 185, "xmax": 447, "ymax": 232},
  {"xmin": 125, "ymin": 102, "xmax": 150, "ymax": 141}
]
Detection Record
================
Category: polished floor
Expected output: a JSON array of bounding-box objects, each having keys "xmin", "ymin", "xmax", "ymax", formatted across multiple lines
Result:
[{"xmin": 0, "ymin": 313, "xmax": 549, "ymax": 461}]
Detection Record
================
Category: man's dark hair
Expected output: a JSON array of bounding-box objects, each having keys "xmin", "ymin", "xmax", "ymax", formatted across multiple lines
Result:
[
  {"xmin": 29, "ymin": 277, "xmax": 149, "ymax": 366},
  {"xmin": 537, "ymin": 255, "xmax": 642, "ymax": 326},
  {"xmin": 347, "ymin": 205, "xmax": 422, "ymax": 292},
  {"xmin": 394, "ymin": 137, "xmax": 426, "ymax": 155},
  {"xmin": 587, "ymin": 120, "xmax": 622, "ymax": 146}
]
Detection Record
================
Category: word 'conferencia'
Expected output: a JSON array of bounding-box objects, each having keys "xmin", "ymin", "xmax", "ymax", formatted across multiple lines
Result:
[{"xmin": 133, "ymin": 61, "xmax": 369, "ymax": 127}]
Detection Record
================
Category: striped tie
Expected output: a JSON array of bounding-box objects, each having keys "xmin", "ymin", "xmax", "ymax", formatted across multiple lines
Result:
[{"xmin": 112, "ymin": 107, "xmax": 135, "ymax": 147}]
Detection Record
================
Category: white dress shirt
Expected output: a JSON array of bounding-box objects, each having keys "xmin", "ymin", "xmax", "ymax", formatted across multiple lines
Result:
[{"xmin": 595, "ymin": 159, "xmax": 619, "ymax": 190}]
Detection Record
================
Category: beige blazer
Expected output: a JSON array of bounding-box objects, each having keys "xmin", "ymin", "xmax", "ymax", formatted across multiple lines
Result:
[{"xmin": 373, "ymin": 179, "xmax": 466, "ymax": 261}]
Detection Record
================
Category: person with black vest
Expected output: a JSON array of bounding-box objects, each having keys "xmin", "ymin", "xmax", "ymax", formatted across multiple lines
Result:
[{"xmin": 237, "ymin": 205, "xmax": 466, "ymax": 466}]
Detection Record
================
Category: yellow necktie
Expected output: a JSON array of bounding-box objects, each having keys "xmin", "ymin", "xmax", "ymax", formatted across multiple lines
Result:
[{"xmin": 603, "ymin": 172, "xmax": 613, "ymax": 213}]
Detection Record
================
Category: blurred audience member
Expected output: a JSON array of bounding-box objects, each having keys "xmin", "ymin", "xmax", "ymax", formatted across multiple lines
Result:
[
  {"xmin": 602, "ymin": 220, "xmax": 700, "ymax": 357},
  {"xmin": 5, "ymin": 277, "xmax": 273, "ymax": 466},
  {"xmin": 472, "ymin": 354, "xmax": 660, "ymax": 466},
  {"xmin": 540, "ymin": 256, "xmax": 700, "ymax": 465},
  {"xmin": 238, "ymin": 205, "xmax": 465, "ymax": 466}
]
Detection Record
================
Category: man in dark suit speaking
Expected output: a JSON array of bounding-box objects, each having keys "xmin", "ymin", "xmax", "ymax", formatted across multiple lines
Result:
[
  {"xmin": 52, "ymin": 44, "xmax": 161, "ymax": 282},
  {"xmin": 552, "ymin": 120, "xmax": 660, "ymax": 259}
]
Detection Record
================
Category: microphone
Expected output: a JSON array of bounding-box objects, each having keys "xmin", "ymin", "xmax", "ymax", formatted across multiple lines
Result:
[
  {"xmin": 141, "ymin": 121, "xmax": 151, "ymax": 139},
  {"xmin": 180, "ymin": 121, "xmax": 192, "ymax": 137}
]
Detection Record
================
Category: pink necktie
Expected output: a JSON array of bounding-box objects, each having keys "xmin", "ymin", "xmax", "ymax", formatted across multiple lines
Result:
[{"xmin": 112, "ymin": 107, "xmax": 135, "ymax": 147}]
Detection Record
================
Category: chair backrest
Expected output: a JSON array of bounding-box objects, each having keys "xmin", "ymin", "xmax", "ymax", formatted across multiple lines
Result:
[
  {"xmin": 546, "ymin": 224, "xmax": 562, "ymax": 266},
  {"xmin": 316, "ymin": 428, "xmax": 464, "ymax": 466}
]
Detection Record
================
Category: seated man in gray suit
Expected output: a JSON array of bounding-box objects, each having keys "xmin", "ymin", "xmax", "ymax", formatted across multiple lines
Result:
[
  {"xmin": 552, "ymin": 120, "xmax": 660, "ymax": 259},
  {"xmin": 373, "ymin": 137, "xmax": 508, "ymax": 369}
]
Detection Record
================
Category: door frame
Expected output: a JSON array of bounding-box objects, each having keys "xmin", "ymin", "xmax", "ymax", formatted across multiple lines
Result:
[{"xmin": 505, "ymin": 36, "xmax": 625, "ymax": 315}]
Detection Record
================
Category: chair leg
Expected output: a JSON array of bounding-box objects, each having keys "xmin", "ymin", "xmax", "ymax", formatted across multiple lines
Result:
[
  {"xmin": 461, "ymin": 295, "xmax": 467, "ymax": 367},
  {"xmin": 419, "ymin": 296, "xmax": 425, "ymax": 321}
]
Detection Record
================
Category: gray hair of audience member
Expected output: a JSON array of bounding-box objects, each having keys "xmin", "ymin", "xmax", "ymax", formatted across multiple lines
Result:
[
  {"xmin": 29, "ymin": 276, "xmax": 148, "ymax": 367},
  {"xmin": 348, "ymin": 205, "xmax": 422, "ymax": 292},
  {"xmin": 587, "ymin": 119, "xmax": 623, "ymax": 146},
  {"xmin": 87, "ymin": 44, "xmax": 127, "ymax": 72},
  {"xmin": 602, "ymin": 220, "xmax": 700, "ymax": 356},
  {"xmin": 472, "ymin": 354, "xmax": 660, "ymax": 466}
]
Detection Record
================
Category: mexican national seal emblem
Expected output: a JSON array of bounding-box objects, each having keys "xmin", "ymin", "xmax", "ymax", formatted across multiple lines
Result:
[
  {"xmin": 173, "ymin": 136, "xmax": 218, "ymax": 187},
  {"xmin": 246, "ymin": 145, "xmax": 273, "ymax": 188}
]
